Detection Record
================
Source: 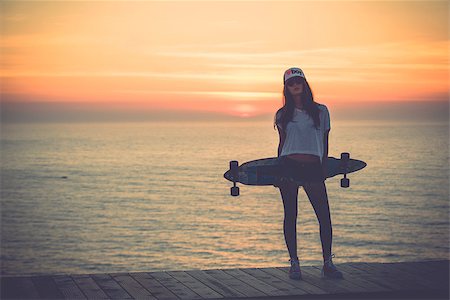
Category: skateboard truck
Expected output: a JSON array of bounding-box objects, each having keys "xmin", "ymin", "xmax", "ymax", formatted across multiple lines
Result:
[
  {"xmin": 340, "ymin": 152, "xmax": 350, "ymax": 188},
  {"xmin": 229, "ymin": 160, "xmax": 240, "ymax": 196}
]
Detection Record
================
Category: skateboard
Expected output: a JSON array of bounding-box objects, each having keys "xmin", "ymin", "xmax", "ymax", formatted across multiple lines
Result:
[{"xmin": 224, "ymin": 152, "xmax": 366, "ymax": 196}]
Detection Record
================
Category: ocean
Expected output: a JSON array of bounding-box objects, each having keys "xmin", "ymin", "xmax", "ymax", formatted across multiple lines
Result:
[{"xmin": 1, "ymin": 120, "xmax": 449, "ymax": 276}]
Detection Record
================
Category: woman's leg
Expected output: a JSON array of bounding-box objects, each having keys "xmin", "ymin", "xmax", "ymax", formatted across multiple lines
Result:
[
  {"xmin": 303, "ymin": 181, "xmax": 332, "ymax": 261},
  {"xmin": 279, "ymin": 182, "xmax": 299, "ymax": 260}
]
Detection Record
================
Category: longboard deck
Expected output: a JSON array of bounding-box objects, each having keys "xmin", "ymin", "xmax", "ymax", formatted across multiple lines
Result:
[{"xmin": 224, "ymin": 156, "xmax": 366, "ymax": 186}]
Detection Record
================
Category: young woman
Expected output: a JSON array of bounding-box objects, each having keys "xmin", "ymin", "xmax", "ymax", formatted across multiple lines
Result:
[{"xmin": 275, "ymin": 67, "xmax": 343, "ymax": 280}]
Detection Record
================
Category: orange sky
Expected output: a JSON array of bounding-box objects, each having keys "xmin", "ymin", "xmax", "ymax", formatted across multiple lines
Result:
[{"xmin": 1, "ymin": 1, "xmax": 448, "ymax": 118}]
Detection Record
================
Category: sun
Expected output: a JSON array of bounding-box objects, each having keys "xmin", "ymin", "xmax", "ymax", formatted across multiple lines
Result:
[{"xmin": 231, "ymin": 104, "xmax": 258, "ymax": 118}]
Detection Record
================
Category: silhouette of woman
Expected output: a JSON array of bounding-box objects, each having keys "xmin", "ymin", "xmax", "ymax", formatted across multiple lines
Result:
[{"xmin": 274, "ymin": 67, "xmax": 343, "ymax": 280}]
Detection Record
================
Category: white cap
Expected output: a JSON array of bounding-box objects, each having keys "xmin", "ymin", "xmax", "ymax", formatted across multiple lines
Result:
[{"xmin": 284, "ymin": 67, "xmax": 305, "ymax": 83}]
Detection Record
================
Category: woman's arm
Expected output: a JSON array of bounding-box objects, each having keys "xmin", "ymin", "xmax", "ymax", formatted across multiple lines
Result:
[
  {"xmin": 274, "ymin": 127, "xmax": 286, "ymax": 188},
  {"xmin": 277, "ymin": 127, "xmax": 286, "ymax": 157},
  {"xmin": 322, "ymin": 129, "xmax": 330, "ymax": 177}
]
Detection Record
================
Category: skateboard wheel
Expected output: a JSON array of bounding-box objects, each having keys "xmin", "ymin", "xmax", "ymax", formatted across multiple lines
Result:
[
  {"xmin": 231, "ymin": 186, "xmax": 240, "ymax": 196},
  {"xmin": 341, "ymin": 178, "xmax": 350, "ymax": 188},
  {"xmin": 341, "ymin": 152, "xmax": 350, "ymax": 161}
]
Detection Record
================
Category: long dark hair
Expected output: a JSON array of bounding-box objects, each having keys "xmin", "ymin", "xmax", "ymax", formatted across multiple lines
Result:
[{"xmin": 274, "ymin": 78, "xmax": 320, "ymax": 131}]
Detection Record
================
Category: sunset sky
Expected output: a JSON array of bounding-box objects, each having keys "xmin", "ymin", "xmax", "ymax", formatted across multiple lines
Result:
[{"xmin": 1, "ymin": 1, "xmax": 448, "ymax": 121}]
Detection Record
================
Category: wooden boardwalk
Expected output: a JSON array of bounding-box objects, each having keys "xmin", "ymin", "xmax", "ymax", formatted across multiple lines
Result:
[{"xmin": 1, "ymin": 260, "xmax": 448, "ymax": 299}]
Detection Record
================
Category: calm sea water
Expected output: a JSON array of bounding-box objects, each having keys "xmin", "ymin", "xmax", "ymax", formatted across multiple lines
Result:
[{"xmin": 1, "ymin": 120, "xmax": 449, "ymax": 276}]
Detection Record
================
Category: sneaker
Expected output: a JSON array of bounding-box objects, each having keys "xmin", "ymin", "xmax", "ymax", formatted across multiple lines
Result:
[
  {"xmin": 289, "ymin": 258, "xmax": 302, "ymax": 280},
  {"xmin": 321, "ymin": 254, "xmax": 344, "ymax": 279}
]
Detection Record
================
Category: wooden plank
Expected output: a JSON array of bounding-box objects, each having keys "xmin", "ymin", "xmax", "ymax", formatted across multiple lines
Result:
[
  {"xmin": 259, "ymin": 267, "xmax": 327, "ymax": 295},
  {"xmin": 414, "ymin": 260, "xmax": 449, "ymax": 272},
  {"xmin": 111, "ymin": 273, "xmax": 157, "ymax": 300},
  {"xmin": 91, "ymin": 274, "xmax": 133, "ymax": 299},
  {"xmin": 346, "ymin": 263, "xmax": 425, "ymax": 291},
  {"xmin": 222, "ymin": 268, "xmax": 288, "ymax": 297},
  {"xmin": 150, "ymin": 271, "xmax": 201, "ymax": 300},
  {"xmin": 305, "ymin": 265, "xmax": 369, "ymax": 293},
  {"xmin": 372, "ymin": 262, "xmax": 443, "ymax": 290},
  {"xmin": 1, "ymin": 276, "xmax": 41, "ymax": 299},
  {"xmin": 398, "ymin": 261, "xmax": 449, "ymax": 281},
  {"xmin": 53, "ymin": 275, "xmax": 87, "ymax": 299},
  {"xmin": 186, "ymin": 270, "xmax": 246, "ymax": 298},
  {"xmin": 203, "ymin": 269, "xmax": 267, "ymax": 298},
  {"xmin": 72, "ymin": 274, "xmax": 110, "ymax": 299},
  {"xmin": 404, "ymin": 260, "xmax": 442, "ymax": 271},
  {"xmin": 130, "ymin": 272, "xmax": 179, "ymax": 300},
  {"xmin": 2, "ymin": 260, "xmax": 448, "ymax": 300},
  {"xmin": 31, "ymin": 275, "xmax": 65, "ymax": 299},
  {"xmin": 350, "ymin": 262, "xmax": 431, "ymax": 291},
  {"xmin": 337, "ymin": 264, "xmax": 402, "ymax": 291},
  {"xmin": 241, "ymin": 268, "xmax": 306, "ymax": 296},
  {"xmin": 320, "ymin": 264, "xmax": 390, "ymax": 293},
  {"xmin": 393, "ymin": 261, "xmax": 449, "ymax": 288},
  {"xmin": 351, "ymin": 261, "xmax": 449, "ymax": 299},
  {"xmin": 277, "ymin": 266, "xmax": 351, "ymax": 295},
  {"xmin": 167, "ymin": 271, "xmax": 224, "ymax": 299},
  {"xmin": 410, "ymin": 260, "xmax": 450, "ymax": 298},
  {"xmin": 392, "ymin": 261, "xmax": 436, "ymax": 276}
]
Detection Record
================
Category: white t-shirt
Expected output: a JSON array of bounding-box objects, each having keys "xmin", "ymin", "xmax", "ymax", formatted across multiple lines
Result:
[{"xmin": 276, "ymin": 104, "xmax": 331, "ymax": 161}]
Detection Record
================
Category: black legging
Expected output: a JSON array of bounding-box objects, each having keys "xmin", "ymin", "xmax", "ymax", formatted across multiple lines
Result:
[{"xmin": 279, "ymin": 181, "xmax": 332, "ymax": 262}]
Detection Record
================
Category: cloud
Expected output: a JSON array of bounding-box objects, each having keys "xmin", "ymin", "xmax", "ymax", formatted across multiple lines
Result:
[
  {"xmin": 156, "ymin": 40, "xmax": 449, "ymax": 69},
  {"xmin": 116, "ymin": 90, "xmax": 280, "ymax": 101}
]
